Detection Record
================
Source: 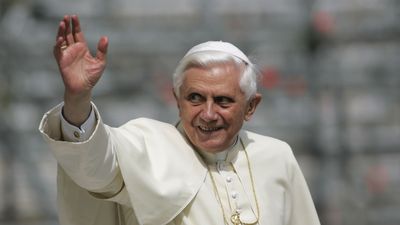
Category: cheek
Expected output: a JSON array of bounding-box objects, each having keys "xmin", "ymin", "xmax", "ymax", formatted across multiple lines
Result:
[
  {"xmin": 180, "ymin": 104, "xmax": 199, "ymax": 121},
  {"xmin": 223, "ymin": 112, "xmax": 246, "ymax": 133},
  {"xmin": 222, "ymin": 108, "xmax": 246, "ymax": 123}
]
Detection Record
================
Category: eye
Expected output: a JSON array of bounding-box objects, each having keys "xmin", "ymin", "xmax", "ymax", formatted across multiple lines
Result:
[
  {"xmin": 186, "ymin": 93, "xmax": 204, "ymax": 104},
  {"xmin": 215, "ymin": 96, "xmax": 234, "ymax": 107}
]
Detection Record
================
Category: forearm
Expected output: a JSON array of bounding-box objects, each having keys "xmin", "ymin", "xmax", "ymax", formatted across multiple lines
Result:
[{"xmin": 39, "ymin": 103, "xmax": 120, "ymax": 192}]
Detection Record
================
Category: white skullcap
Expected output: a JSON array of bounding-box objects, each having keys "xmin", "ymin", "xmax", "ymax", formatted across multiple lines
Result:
[{"xmin": 183, "ymin": 41, "xmax": 251, "ymax": 64}]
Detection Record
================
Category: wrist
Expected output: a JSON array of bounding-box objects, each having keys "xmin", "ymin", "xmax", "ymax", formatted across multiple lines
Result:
[{"xmin": 63, "ymin": 91, "xmax": 92, "ymax": 127}]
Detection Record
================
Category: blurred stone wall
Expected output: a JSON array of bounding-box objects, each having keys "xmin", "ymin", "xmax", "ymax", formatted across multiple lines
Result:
[{"xmin": 0, "ymin": 0, "xmax": 399, "ymax": 224}]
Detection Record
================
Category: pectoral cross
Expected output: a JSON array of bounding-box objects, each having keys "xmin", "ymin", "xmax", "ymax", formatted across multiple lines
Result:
[{"xmin": 231, "ymin": 211, "xmax": 242, "ymax": 225}]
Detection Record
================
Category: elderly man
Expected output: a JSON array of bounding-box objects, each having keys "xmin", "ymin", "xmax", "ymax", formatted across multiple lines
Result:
[{"xmin": 39, "ymin": 15, "xmax": 320, "ymax": 225}]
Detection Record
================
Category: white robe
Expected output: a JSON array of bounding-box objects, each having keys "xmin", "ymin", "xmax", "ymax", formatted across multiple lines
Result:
[{"xmin": 39, "ymin": 103, "xmax": 321, "ymax": 225}]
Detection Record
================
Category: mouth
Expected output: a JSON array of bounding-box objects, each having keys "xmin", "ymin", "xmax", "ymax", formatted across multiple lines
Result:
[{"xmin": 197, "ymin": 125, "xmax": 223, "ymax": 133}]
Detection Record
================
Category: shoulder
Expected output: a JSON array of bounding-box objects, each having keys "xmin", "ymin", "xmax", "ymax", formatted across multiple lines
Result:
[
  {"xmin": 240, "ymin": 130, "xmax": 300, "ymax": 179},
  {"xmin": 241, "ymin": 130, "xmax": 291, "ymax": 151},
  {"xmin": 240, "ymin": 130, "xmax": 294, "ymax": 160}
]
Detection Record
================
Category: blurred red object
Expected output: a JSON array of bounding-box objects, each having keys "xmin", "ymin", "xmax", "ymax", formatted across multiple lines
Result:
[
  {"xmin": 261, "ymin": 67, "xmax": 280, "ymax": 89},
  {"xmin": 313, "ymin": 11, "xmax": 335, "ymax": 35},
  {"xmin": 365, "ymin": 165, "xmax": 389, "ymax": 194}
]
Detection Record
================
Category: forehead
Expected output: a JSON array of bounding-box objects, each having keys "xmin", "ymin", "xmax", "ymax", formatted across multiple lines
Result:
[{"xmin": 181, "ymin": 64, "xmax": 243, "ymax": 94}]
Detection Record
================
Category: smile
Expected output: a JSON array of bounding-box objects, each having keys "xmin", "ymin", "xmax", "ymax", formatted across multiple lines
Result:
[{"xmin": 198, "ymin": 125, "xmax": 222, "ymax": 132}]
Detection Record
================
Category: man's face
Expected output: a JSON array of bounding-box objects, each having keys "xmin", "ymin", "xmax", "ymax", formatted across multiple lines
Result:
[{"xmin": 175, "ymin": 63, "xmax": 260, "ymax": 153}]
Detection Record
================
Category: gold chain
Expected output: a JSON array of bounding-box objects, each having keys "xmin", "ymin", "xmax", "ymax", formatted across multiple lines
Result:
[
  {"xmin": 240, "ymin": 138, "xmax": 260, "ymax": 224},
  {"xmin": 208, "ymin": 166, "xmax": 230, "ymax": 225},
  {"xmin": 207, "ymin": 138, "xmax": 260, "ymax": 225}
]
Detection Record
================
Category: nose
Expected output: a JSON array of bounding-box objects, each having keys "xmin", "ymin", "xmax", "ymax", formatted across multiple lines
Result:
[{"xmin": 200, "ymin": 101, "xmax": 218, "ymax": 122}]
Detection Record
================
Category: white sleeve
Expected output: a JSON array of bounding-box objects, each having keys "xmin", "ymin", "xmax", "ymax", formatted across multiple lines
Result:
[
  {"xmin": 39, "ymin": 103, "xmax": 124, "ymax": 197},
  {"xmin": 60, "ymin": 105, "xmax": 96, "ymax": 142}
]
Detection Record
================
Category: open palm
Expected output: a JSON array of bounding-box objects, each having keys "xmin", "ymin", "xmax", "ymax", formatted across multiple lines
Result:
[{"xmin": 54, "ymin": 15, "xmax": 108, "ymax": 95}]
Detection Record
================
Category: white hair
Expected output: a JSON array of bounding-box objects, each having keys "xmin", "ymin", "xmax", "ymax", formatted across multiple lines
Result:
[{"xmin": 172, "ymin": 51, "xmax": 259, "ymax": 100}]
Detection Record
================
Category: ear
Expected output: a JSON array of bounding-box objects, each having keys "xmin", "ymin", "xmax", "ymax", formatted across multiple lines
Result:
[{"xmin": 244, "ymin": 93, "xmax": 262, "ymax": 121}]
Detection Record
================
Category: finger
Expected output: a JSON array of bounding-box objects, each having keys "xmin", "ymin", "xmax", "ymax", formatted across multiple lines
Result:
[
  {"xmin": 53, "ymin": 37, "xmax": 65, "ymax": 60},
  {"xmin": 56, "ymin": 20, "xmax": 65, "ymax": 42},
  {"xmin": 55, "ymin": 33, "xmax": 67, "ymax": 50},
  {"xmin": 64, "ymin": 15, "xmax": 74, "ymax": 45},
  {"xmin": 95, "ymin": 36, "xmax": 109, "ymax": 61},
  {"xmin": 55, "ymin": 36, "xmax": 65, "ymax": 48},
  {"xmin": 71, "ymin": 15, "xmax": 86, "ymax": 43}
]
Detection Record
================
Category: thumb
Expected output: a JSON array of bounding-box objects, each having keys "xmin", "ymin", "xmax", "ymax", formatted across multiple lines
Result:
[{"xmin": 96, "ymin": 36, "xmax": 108, "ymax": 61}]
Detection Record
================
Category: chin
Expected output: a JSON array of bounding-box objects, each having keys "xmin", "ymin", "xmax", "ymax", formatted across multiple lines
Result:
[{"xmin": 195, "ymin": 142, "xmax": 229, "ymax": 153}]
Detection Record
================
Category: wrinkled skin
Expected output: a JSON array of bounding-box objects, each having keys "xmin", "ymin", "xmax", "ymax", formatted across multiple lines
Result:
[
  {"xmin": 175, "ymin": 64, "xmax": 261, "ymax": 153},
  {"xmin": 53, "ymin": 15, "xmax": 108, "ymax": 126}
]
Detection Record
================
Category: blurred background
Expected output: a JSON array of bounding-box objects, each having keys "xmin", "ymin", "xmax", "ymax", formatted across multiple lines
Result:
[{"xmin": 0, "ymin": 0, "xmax": 399, "ymax": 224}]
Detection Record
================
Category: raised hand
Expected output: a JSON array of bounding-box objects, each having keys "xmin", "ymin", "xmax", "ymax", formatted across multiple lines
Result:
[
  {"xmin": 54, "ymin": 15, "xmax": 108, "ymax": 126},
  {"xmin": 54, "ymin": 14, "xmax": 108, "ymax": 95}
]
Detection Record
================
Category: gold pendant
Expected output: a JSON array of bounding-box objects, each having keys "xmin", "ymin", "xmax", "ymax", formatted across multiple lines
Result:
[{"xmin": 231, "ymin": 211, "xmax": 242, "ymax": 225}]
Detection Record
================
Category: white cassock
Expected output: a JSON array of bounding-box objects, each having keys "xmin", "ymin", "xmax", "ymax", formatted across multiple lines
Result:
[{"xmin": 39, "ymin": 103, "xmax": 321, "ymax": 225}]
